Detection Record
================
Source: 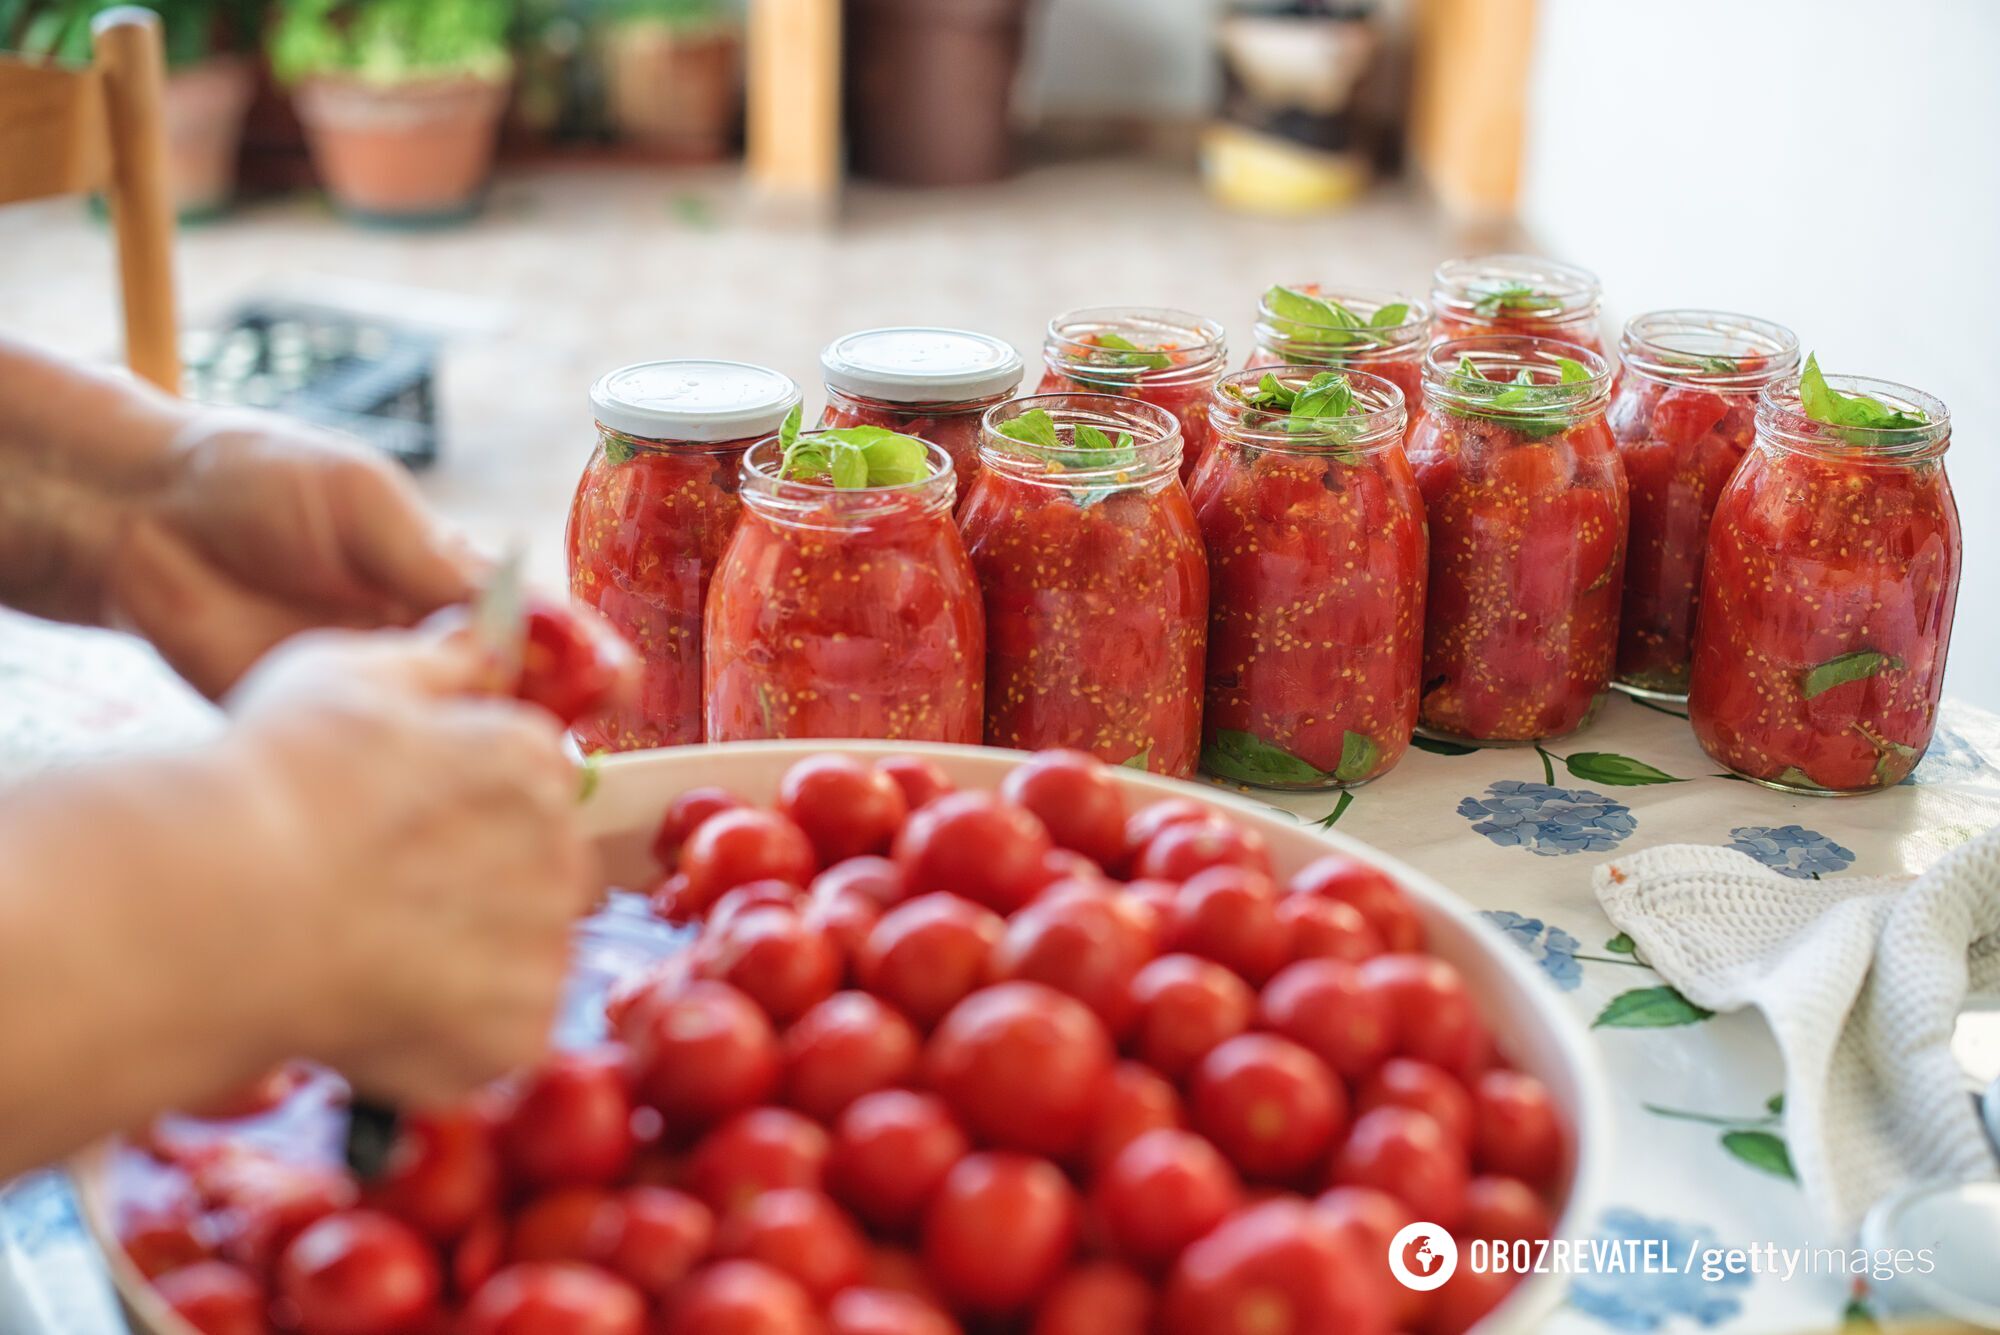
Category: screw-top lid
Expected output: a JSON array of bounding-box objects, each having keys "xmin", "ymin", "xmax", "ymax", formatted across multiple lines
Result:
[
  {"xmin": 590, "ymin": 360, "xmax": 802, "ymax": 442},
  {"xmin": 820, "ymin": 327, "xmax": 1024, "ymax": 403}
]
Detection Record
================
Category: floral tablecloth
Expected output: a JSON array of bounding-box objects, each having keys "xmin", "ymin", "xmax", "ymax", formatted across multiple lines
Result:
[{"xmin": 3, "ymin": 610, "xmax": 1997, "ymax": 1334}]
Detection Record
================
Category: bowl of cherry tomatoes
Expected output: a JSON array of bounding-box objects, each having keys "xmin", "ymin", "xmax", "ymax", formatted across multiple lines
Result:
[{"xmin": 77, "ymin": 740, "xmax": 1608, "ymax": 1335}]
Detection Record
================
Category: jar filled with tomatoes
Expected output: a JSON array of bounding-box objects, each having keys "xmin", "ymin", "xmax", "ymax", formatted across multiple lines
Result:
[
  {"xmin": 1038, "ymin": 306, "xmax": 1228, "ymax": 483},
  {"xmin": 958, "ymin": 394, "xmax": 1209, "ymax": 776},
  {"xmin": 568, "ymin": 360, "xmax": 802, "ymax": 751},
  {"xmin": 818, "ymin": 326, "xmax": 1025, "ymax": 506},
  {"xmin": 1190, "ymin": 367, "xmax": 1425, "ymax": 789},
  {"xmin": 1689, "ymin": 359, "xmax": 1959, "ymax": 794},
  {"xmin": 704, "ymin": 414, "xmax": 985, "ymax": 744},
  {"xmin": 1429, "ymin": 255, "xmax": 1604, "ymax": 355},
  {"xmin": 1246, "ymin": 284, "xmax": 1430, "ymax": 432},
  {"xmin": 1610, "ymin": 311, "xmax": 1800, "ymax": 699},
  {"xmin": 1408, "ymin": 337, "xmax": 1624, "ymax": 744}
]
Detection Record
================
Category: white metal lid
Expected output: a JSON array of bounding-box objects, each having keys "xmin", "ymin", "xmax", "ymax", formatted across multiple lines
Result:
[
  {"xmin": 589, "ymin": 360, "xmax": 802, "ymax": 442},
  {"xmin": 820, "ymin": 327, "xmax": 1024, "ymax": 403}
]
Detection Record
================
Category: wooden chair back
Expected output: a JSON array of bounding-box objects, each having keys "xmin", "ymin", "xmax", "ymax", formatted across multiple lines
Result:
[{"xmin": 0, "ymin": 6, "xmax": 180, "ymax": 391}]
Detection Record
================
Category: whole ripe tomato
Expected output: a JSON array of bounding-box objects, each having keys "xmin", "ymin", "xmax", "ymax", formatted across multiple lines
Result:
[
  {"xmin": 1314, "ymin": 1186, "xmax": 1421, "ymax": 1329},
  {"xmin": 893, "ymin": 792, "xmax": 1053, "ymax": 914},
  {"xmin": 462, "ymin": 1262, "xmax": 645, "ymax": 1335},
  {"xmin": 714, "ymin": 1188, "xmax": 868, "ymax": 1301},
  {"xmin": 606, "ymin": 1187, "xmax": 713, "ymax": 1299},
  {"xmin": 1082, "ymin": 1062, "xmax": 1184, "ymax": 1172},
  {"xmin": 195, "ymin": 1150, "xmax": 357, "ymax": 1275},
  {"xmin": 678, "ymin": 809, "xmax": 818, "ymax": 919},
  {"xmin": 829, "ymin": 1286, "xmax": 962, "ymax": 1335},
  {"xmin": 1132, "ymin": 817, "xmax": 1271, "ymax": 883},
  {"xmin": 1126, "ymin": 954, "xmax": 1254, "ymax": 1079},
  {"xmin": 1331, "ymin": 1106, "xmax": 1469, "ymax": 1230},
  {"xmin": 990, "ymin": 884, "xmax": 1153, "ymax": 1037},
  {"xmin": 454, "ymin": 1213, "xmax": 506, "ymax": 1297},
  {"xmin": 1422, "ymin": 1261, "xmax": 1516, "ymax": 1335},
  {"xmin": 1356, "ymin": 954, "xmax": 1486, "ymax": 1076},
  {"xmin": 117, "ymin": 1206, "xmax": 208, "ymax": 1280},
  {"xmin": 925, "ymin": 983, "xmax": 1113, "ymax": 1159},
  {"xmin": 509, "ymin": 1187, "xmax": 622, "ymax": 1265},
  {"xmin": 500, "ymin": 1050, "xmax": 635, "ymax": 1191},
  {"xmin": 1471, "ymin": 1069, "xmax": 1564, "ymax": 1187},
  {"xmin": 276, "ymin": 1209, "xmax": 441, "ymax": 1335},
  {"xmin": 1162, "ymin": 1200, "xmax": 1390, "ymax": 1335},
  {"xmin": 1257, "ymin": 959, "xmax": 1395, "ymax": 1080},
  {"xmin": 1091, "ymin": 1130, "xmax": 1242, "ymax": 1270},
  {"xmin": 1274, "ymin": 894, "xmax": 1384, "ymax": 964},
  {"xmin": 1460, "ymin": 1174, "xmax": 1552, "ymax": 1244},
  {"xmin": 651, "ymin": 788, "xmax": 745, "ymax": 870},
  {"xmin": 1188, "ymin": 1034, "xmax": 1345, "ymax": 1182},
  {"xmin": 692, "ymin": 906, "xmax": 842, "ymax": 1023},
  {"xmin": 513, "ymin": 598, "xmax": 636, "ymax": 727},
  {"xmin": 922, "ymin": 1152, "xmax": 1079, "ymax": 1315},
  {"xmin": 154, "ymin": 1261, "xmax": 265, "ymax": 1335},
  {"xmin": 875, "ymin": 755, "xmax": 953, "ymax": 812},
  {"xmin": 1165, "ymin": 867, "xmax": 1287, "ymax": 984},
  {"xmin": 811, "ymin": 857, "xmax": 908, "ymax": 912},
  {"xmin": 619, "ymin": 980, "xmax": 780, "ymax": 1128},
  {"xmin": 368, "ymin": 1105, "xmax": 500, "ymax": 1242},
  {"xmin": 1288, "ymin": 855, "xmax": 1422, "ymax": 953},
  {"xmin": 782, "ymin": 991, "xmax": 921, "ymax": 1122},
  {"xmin": 1031, "ymin": 1262, "xmax": 1153, "ymax": 1335},
  {"xmin": 685, "ymin": 1108, "xmax": 829, "ymax": 1217},
  {"xmin": 1357, "ymin": 1058, "xmax": 1474, "ymax": 1149},
  {"xmin": 706, "ymin": 881, "xmax": 806, "ymax": 933},
  {"xmin": 1036, "ymin": 848, "xmax": 1105, "ymax": 889},
  {"xmin": 666, "ymin": 1260, "xmax": 821, "ymax": 1335},
  {"xmin": 999, "ymin": 750, "xmax": 1128, "ymax": 869},
  {"xmin": 1120, "ymin": 799, "xmax": 1211, "ymax": 872},
  {"xmin": 779, "ymin": 755, "xmax": 911, "ymax": 864},
  {"xmin": 855, "ymin": 894, "xmax": 1004, "ymax": 1027}
]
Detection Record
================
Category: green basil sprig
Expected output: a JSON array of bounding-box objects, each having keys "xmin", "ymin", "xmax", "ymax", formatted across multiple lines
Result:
[
  {"xmin": 996, "ymin": 408, "xmax": 1139, "ymax": 473},
  {"xmin": 1083, "ymin": 331, "xmax": 1171, "ymax": 371},
  {"xmin": 1470, "ymin": 283, "xmax": 1563, "ymax": 318},
  {"xmin": 1798, "ymin": 354, "xmax": 1928, "ymax": 432},
  {"xmin": 1446, "ymin": 355, "xmax": 1592, "ymax": 440},
  {"xmin": 778, "ymin": 405, "xmax": 932, "ymax": 488},
  {"xmin": 1264, "ymin": 285, "xmax": 1412, "ymax": 351}
]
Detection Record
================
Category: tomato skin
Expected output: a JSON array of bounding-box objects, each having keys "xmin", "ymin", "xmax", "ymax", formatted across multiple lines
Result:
[
  {"xmin": 118, "ymin": 1206, "xmax": 209, "ymax": 1280},
  {"xmin": 692, "ymin": 906, "xmax": 842, "ymax": 1024},
  {"xmin": 1188, "ymin": 1034, "xmax": 1345, "ymax": 1182},
  {"xmin": 1132, "ymin": 817, "xmax": 1271, "ymax": 883},
  {"xmin": 500, "ymin": 1050, "xmax": 636, "ymax": 1192},
  {"xmin": 1031, "ymin": 1262, "xmax": 1154, "ymax": 1335},
  {"xmin": 1126, "ymin": 954, "xmax": 1254, "ymax": 1079},
  {"xmin": 462, "ymin": 1262, "xmax": 646, "ymax": 1335},
  {"xmin": 1331, "ymin": 1106, "xmax": 1469, "ymax": 1230},
  {"xmin": 652, "ymin": 788, "xmax": 745, "ymax": 870},
  {"xmin": 779, "ymin": 755, "xmax": 911, "ymax": 864},
  {"xmin": 195, "ymin": 1150, "xmax": 357, "ymax": 1276},
  {"xmin": 509, "ymin": 1188, "xmax": 623, "ymax": 1266},
  {"xmin": 922, "ymin": 1152, "xmax": 1079, "ymax": 1315},
  {"xmin": 620, "ymin": 980, "xmax": 781, "ymax": 1129},
  {"xmin": 893, "ymin": 792, "xmax": 1053, "ymax": 914},
  {"xmin": 1460, "ymin": 1174, "xmax": 1552, "ymax": 1244},
  {"xmin": 685, "ymin": 1109, "xmax": 830, "ymax": 1217},
  {"xmin": 1287, "ymin": 854, "xmax": 1422, "ymax": 953},
  {"xmin": 1121, "ymin": 799, "xmax": 1212, "ymax": 870},
  {"xmin": 514, "ymin": 598, "xmax": 637, "ymax": 727},
  {"xmin": 1357, "ymin": 1058, "xmax": 1474, "ymax": 1149},
  {"xmin": 713, "ymin": 1188, "xmax": 868, "ymax": 1303},
  {"xmin": 855, "ymin": 893, "xmax": 1005, "ymax": 1028},
  {"xmin": 367, "ymin": 1105, "xmax": 501, "ymax": 1243},
  {"xmin": 810, "ymin": 857, "xmax": 908, "ymax": 912},
  {"xmin": 1355, "ymin": 953, "xmax": 1484, "ymax": 1075},
  {"xmin": 1092, "ymin": 1130, "xmax": 1243, "ymax": 1270},
  {"xmin": 991, "ymin": 884, "xmax": 1152, "ymax": 1037},
  {"xmin": 155, "ymin": 1261, "xmax": 267, "ymax": 1335},
  {"xmin": 782, "ymin": 991, "xmax": 921, "ymax": 1122},
  {"xmin": 875, "ymin": 756, "xmax": 953, "ymax": 813},
  {"xmin": 1257, "ymin": 958, "xmax": 1396, "ymax": 1081},
  {"xmin": 1313, "ymin": 1186, "xmax": 1421, "ymax": 1328},
  {"xmin": 1000, "ymin": 751, "xmax": 1129, "ymax": 868},
  {"xmin": 665, "ymin": 1260, "xmax": 822, "ymax": 1335},
  {"xmin": 1274, "ymin": 893, "xmax": 1384, "ymax": 964},
  {"xmin": 926, "ymin": 982, "xmax": 1113, "ymax": 1159},
  {"xmin": 828, "ymin": 1090, "xmax": 969, "ymax": 1232},
  {"xmin": 606, "ymin": 1187, "xmax": 713, "ymax": 1299},
  {"xmin": 1471, "ymin": 1069, "xmax": 1565, "ymax": 1188},
  {"xmin": 275, "ymin": 1209, "xmax": 441, "ymax": 1335},
  {"xmin": 1082, "ymin": 1061, "xmax": 1185, "ymax": 1172},
  {"xmin": 828, "ymin": 1287, "xmax": 963, "ymax": 1335},
  {"xmin": 678, "ymin": 809, "xmax": 818, "ymax": 919},
  {"xmin": 1422, "ymin": 1261, "xmax": 1516, "ymax": 1335},
  {"xmin": 1164, "ymin": 866, "xmax": 1287, "ymax": 984},
  {"xmin": 1161, "ymin": 1199, "xmax": 1390, "ymax": 1335}
]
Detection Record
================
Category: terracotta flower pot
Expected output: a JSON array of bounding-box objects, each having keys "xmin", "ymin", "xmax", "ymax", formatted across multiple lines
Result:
[
  {"xmin": 602, "ymin": 19, "xmax": 741, "ymax": 159},
  {"xmin": 293, "ymin": 75, "xmax": 510, "ymax": 225},
  {"xmin": 845, "ymin": 0, "xmax": 1032, "ymax": 186},
  {"xmin": 163, "ymin": 56, "xmax": 255, "ymax": 219}
]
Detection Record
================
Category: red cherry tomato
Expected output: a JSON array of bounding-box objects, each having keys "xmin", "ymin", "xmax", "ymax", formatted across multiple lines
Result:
[
  {"xmin": 1275, "ymin": 894, "xmax": 1384, "ymax": 964},
  {"xmin": 782, "ymin": 991, "xmax": 921, "ymax": 1122},
  {"xmin": 155, "ymin": 1261, "xmax": 265, "ymax": 1335},
  {"xmin": 827, "ymin": 1090, "xmax": 969, "ymax": 1232},
  {"xmin": 463, "ymin": 1262, "xmax": 646, "ymax": 1335},
  {"xmin": 1422, "ymin": 1261, "xmax": 1517, "ymax": 1335},
  {"xmin": 367, "ymin": 1104, "xmax": 500, "ymax": 1242},
  {"xmin": 195, "ymin": 1149, "xmax": 357, "ymax": 1275},
  {"xmin": 619, "ymin": 980, "xmax": 780, "ymax": 1128},
  {"xmin": 863, "ymin": 1246, "xmax": 944, "ymax": 1303},
  {"xmin": 810, "ymin": 856, "xmax": 908, "ymax": 911},
  {"xmin": 1133, "ymin": 817, "xmax": 1271, "ymax": 883},
  {"xmin": 276, "ymin": 1209, "xmax": 441, "ymax": 1335},
  {"xmin": 685, "ymin": 1108, "xmax": 829, "ymax": 1217},
  {"xmin": 1000, "ymin": 750, "xmax": 1128, "ymax": 868},
  {"xmin": 454, "ymin": 1213, "xmax": 506, "ymax": 1297},
  {"xmin": 1471, "ymin": 1069, "xmax": 1565, "ymax": 1187},
  {"xmin": 855, "ymin": 894, "xmax": 1004, "ymax": 1028},
  {"xmin": 926, "ymin": 982, "xmax": 1113, "ymax": 1159},
  {"xmin": 692, "ymin": 906, "xmax": 841, "ymax": 1023},
  {"xmin": 1092, "ymin": 1129, "xmax": 1243, "ymax": 1270},
  {"xmin": 714, "ymin": 1188, "xmax": 868, "ymax": 1302},
  {"xmin": 1031, "ymin": 1262, "xmax": 1154, "ymax": 1335},
  {"xmin": 874, "ymin": 755, "xmax": 953, "ymax": 812},
  {"xmin": 500, "ymin": 1050, "xmax": 635, "ymax": 1191},
  {"xmin": 1036, "ymin": 848, "xmax": 1105, "ymax": 889},
  {"xmin": 1188, "ymin": 1034, "xmax": 1345, "ymax": 1182},
  {"xmin": 1357, "ymin": 1058, "xmax": 1474, "ymax": 1149},
  {"xmin": 1313, "ymin": 1186, "xmax": 1421, "ymax": 1328},
  {"xmin": 829, "ymin": 1287, "xmax": 963, "ymax": 1335},
  {"xmin": 514, "ymin": 597, "xmax": 635, "ymax": 727},
  {"xmin": 665, "ymin": 1260, "xmax": 821, "ymax": 1335},
  {"xmin": 509, "ymin": 1188, "xmax": 622, "ymax": 1266},
  {"xmin": 1331, "ymin": 1106, "xmax": 1469, "ymax": 1230},
  {"xmin": 678, "ymin": 809, "xmax": 817, "ymax": 919},
  {"xmin": 1288, "ymin": 854, "xmax": 1422, "ymax": 953},
  {"xmin": 1161, "ymin": 1199, "xmax": 1390, "ymax": 1335},
  {"xmin": 651, "ymin": 788, "xmax": 744, "ymax": 870},
  {"xmin": 606, "ymin": 1187, "xmax": 713, "ymax": 1299},
  {"xmin": 779, "ymin": 754, "xmax": 911, "ymax": 864},
  {"xmin": 1355, "ymin": 953, "xmax": 1484, "ymax": 1074},
  {"xmin": 1121, "ymin": 799, "xmax": 1211, "ymax": 870},
  {"xmin": 991, "ymin": 883, "xmax": 1152, "ymax": 1037},
  {"xmin": 1257, "ymin": 958, "xmax": 1396, "ymax": 1080},
  {"xmin": 1460, "ymin": 1174, "xmax": 1552, "ymax": 1244},
  {"xmin": 1165, "ymin": 866, "xmax": 1287, "ymax": 984},
  {"xmin": 1127, "ymin": 954, "xmax": 1254, "ymax": 1079},
  {"xmin": 922, "ymin": 1152, "xmax": 1079, "ymax": 1315},
  {"xmin": 893, "ymin": 792, "xmax": 1053, "ymax": 914},
  {"xmin": 1082, "ymin": 1061, "xmax": 1185, "ymax": 1171},
  {"xmin": 117, "ymin": 1206, "xmax": 208, "ymax": 1280},
  {"xmin": 706, "ymin": 880, "xmax": 806, "ymax": 933}
]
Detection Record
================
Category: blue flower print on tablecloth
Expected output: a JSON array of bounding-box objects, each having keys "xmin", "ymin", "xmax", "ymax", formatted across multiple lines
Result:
[
  {"xmin": 1457, "ymin": 780, "xmax": 1637, "ymax": 856},
  {"xmin": 1480, "ymin": 910, "xmax": 1583, "ymax": 990},
  {"xmin": 1727, "ymin": 825, "xmax": 1854, "ymax": 880},
  {"xmin": 1570, "ymin": 1208, "xmax": 1750, "ymax": 1331},
  {"xmin": 1904, "ymin": 722, "xmax": 1988, "ymax": 786}
]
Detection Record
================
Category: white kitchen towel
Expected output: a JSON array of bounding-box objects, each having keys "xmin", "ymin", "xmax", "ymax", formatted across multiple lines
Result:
[{"xmin": 1592, "ymin": 826, "xmax": 2000, "ymax": 1235}]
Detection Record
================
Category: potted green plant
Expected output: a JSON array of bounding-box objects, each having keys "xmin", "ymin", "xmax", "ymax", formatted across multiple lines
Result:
[
  {"xmin": 268, "ymin": 0, "xmax": 514, "ymax": 224},
  {"xmin": 597, "ymin": 0, "xmax": 738, "ymax": 159},
  {"xmin": 7, "ymin": 0, "xmax": 262, "ymax": 219}
]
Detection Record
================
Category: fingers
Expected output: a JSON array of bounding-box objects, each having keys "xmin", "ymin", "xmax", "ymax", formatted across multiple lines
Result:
[{"xmin": 335, "ymin": 458, "xmax": 480, "ymax": 617}]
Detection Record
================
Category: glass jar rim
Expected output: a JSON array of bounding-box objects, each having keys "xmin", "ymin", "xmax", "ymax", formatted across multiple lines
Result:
[
  {"xmin": 978, "ymin": 392, "xmax": 1183, "ymax": 488},
  {"xmin": 1431, "ymin": 254, "xmax": 1602, "ymax": 320},
  {"xmin": 1757, "ymin": 373, "xmax": 1950, "ymax": 462},
  {"xmin": 738, "ymin": 436, "xmax": 959, "ymax": 525},
  {"xmin": 1620, "ymin": 310, "xmax": 1801, "ymax": 391},
  {"xmin": 1210, "ymin": 366, "xmax": 1408, "ymax": 453},
  {"xmin": 1254, "ymin": 285, "xmax": 1432, "ymax": 358},
  {"xmin": 1423, "ymin": 335, "xmax": 1613, "ymax": 420},
  {"xmin": 1043, "ymin": 305, "xmax": 1229, "ymax": 385}
]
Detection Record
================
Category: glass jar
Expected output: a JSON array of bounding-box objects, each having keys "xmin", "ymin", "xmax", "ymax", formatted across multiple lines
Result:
[
  {"xmin": 1689, "ymin": 374, "xmax": 1958, "ymax": 795},
  {"xmin": 704, "ymin": 439, "xmax": 984, "ymax": 744},
  {"xmin": 818, "ymin": 326, "xmax": 1024, "ymax": 506},
  {"xmin": 1610, "ymin": 311, "xmax": 1800, "ymax": 699},
  {"xmin": 567, "ymin": 360, "xmax": 801, "ymax": 751},
  {"xmin": 958, "ymin": 394, "xmax": 1209, "ymax": 776},
  {"xmin": 1408, "ymin": 337, "xmax": 1624, "ymax": 743},
  {"xmin": 1037, "ymin": 306, "xmax": 1228, "ymax": 484},
  {"xmin": 1189, "ymin": 368, "xmax": 1425, "ymax": 789},
  {"xmin": 1430, "ymin": 255, "xmax": 1605, "ymax": 355},
  {"xmin": 1245, "ymin": 284, "xmax": 1430, "ymax": 433}
]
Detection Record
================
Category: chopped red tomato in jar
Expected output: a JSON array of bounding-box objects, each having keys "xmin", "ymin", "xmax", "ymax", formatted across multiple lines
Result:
[
  {"xmin": 1429, "ymin": 255, "xmax": 1604, "ymax": 355},
  {"xmin": 1037, "ymin": 307, "xmax": 1227, "ymax": 483}
]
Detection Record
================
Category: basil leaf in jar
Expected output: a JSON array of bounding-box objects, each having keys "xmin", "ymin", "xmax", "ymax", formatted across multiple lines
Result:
[
  {"xmin": 1800, "ymin": 649, "xmax": 1904, "ymax": 699},
  {"xmin": 1202, "ymin": 730, "xmax": 1328, "ymax": 786},
  {"xmin": 1370, "ymin": 302, "xmax": 1411, "ymax": 328},
  {"xmin": 781, "ymin": 422, "xmax": 932, "ymax": 489},
  {"xmin": 1798, "ymin": 353, "xmax": 1929, "ymax": 432},
  {"xmin": 1334, "ymin": 731, "xmax": 1379, "ymax": 783},
  {"xmin": 1091, "ymin": 332, "xmax": 1171, "ymax": 370},
  {"xmin": 1265, "ymin": 285, "xmax": 1364, "ymax": 348},
  {"xmin": 1471, "ymin": 283, "xmax": 1562, "ymax": 317},
  {"xmin": 603, "ymin": 433, "xmax": 636, "ymax": 466}
]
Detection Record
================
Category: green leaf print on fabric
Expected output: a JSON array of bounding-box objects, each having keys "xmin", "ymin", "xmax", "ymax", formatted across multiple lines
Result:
[
  {"xmin": 1594, "ymin": 986, "xmax": 1714, "ymax": 1029},
  {"xmin": 1562, "ymin": 752, "xmax": 1686, "ymax": 786},
  {"xmin": 1721, "ymin": 1130, "xmax": 1798, "ymax": 1181}
]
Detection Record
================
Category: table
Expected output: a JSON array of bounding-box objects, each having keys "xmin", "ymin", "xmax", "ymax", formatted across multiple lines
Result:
[{"xmin": 3, "ymin": 610, "xmax": 1996, "ymax": 1333}]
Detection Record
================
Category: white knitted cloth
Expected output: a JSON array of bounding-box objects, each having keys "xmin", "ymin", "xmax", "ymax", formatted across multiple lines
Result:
[{"xmin": 1592, "ymin": 826, "xmax": 2000, "ymax": 1235}]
